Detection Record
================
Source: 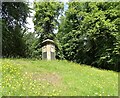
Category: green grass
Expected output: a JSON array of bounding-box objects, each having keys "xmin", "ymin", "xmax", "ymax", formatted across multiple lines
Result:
[
  {"xmin": 0, "ymin": 59, "xmax": 2, "ymax": 97},
  {"xmin": 1, "ymin": 58, "xmax": 118, "ymax": 96}
]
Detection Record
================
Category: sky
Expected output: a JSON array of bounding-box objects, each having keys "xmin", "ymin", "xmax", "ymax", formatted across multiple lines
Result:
[{"xmin": 26, "ymin": 0, "xmax": 69, "ymax": 33}]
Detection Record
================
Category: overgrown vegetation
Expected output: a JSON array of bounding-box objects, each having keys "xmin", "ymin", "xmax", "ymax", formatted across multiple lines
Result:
[
  {"xmin": 2, "ymin": 2, "xmax": 120, "ymax": 71},
  {"xmin": 2, "ymin": 59, "xmax": 118, "ymax": 96},
  {"xmin": 57, "ymin": 2, "xmax": 120, "ymax": 71}
]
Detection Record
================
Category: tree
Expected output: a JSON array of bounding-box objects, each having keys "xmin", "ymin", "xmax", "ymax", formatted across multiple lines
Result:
[
  {"xmin": 33, "ymin": 1, "xmax": 63, "ymax": 41},
  {"xmin": 2, "ymin": 2, "xmax": 30, "ymax": 57},
  {"xmin": 58, "ymin": 2, "xmax": 120, "ymax": 71},
  {"xmin": 23, "ymin": 32, "xmax": 42, "ymax": 59},
  {"xmin": 33, "ymin": 1, "xmax": 64, "ymax": 58}
]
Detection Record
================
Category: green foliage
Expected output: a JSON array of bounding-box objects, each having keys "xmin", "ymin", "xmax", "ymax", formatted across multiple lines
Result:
[
  {"xmin": 2, "ymin": 2, "xmax": 119, "ymax": 71},
  {"xmin": 33, "ymin": 1, "xmax": 64, "ymax": 58},
  {"xmin": 23, "ymin": 32, "xmax": 42, "ymax": 59},
  {"xmin": 54, "ymin": 38, "xmax": 64, "ymax": 59},
  {"xmin": 2, "ymin": 58, "xmax": 118, "ymax": 96},
  {"xmin": 2, "ymin": 2, "xmax": 30, "ymax": 57},
  {"xmin": 33, "ymin": 1, "xmax": 64, "ymax": 41},
  {"xmin": 57, "ymin": 2, "xmax": 120, "ymax": 71}
]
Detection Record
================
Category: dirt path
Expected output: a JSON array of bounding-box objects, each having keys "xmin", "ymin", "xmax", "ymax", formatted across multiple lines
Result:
[{"xmin": 25, "ymin": 72, "xmax": 62, "ymax": 86}]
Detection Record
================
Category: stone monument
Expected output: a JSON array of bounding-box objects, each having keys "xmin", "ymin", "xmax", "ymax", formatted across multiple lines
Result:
[{"xmin": 42, "ymin": 39, "xmax": 56, "ymax": 60}]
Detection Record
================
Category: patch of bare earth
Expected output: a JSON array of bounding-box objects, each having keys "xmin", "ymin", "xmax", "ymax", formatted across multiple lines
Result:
[{"xmin": 25, "ymin": 72, "xmax": 62, "ymax": 86}]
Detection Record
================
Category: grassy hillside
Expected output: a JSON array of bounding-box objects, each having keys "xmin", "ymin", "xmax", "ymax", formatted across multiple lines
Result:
[
  {"xmin": 1, "ymin": 58, "xmax": 118, "ymax": 96},
  {"xmin": 0, "ymin": 59, "xmax": 2, "ymax": 97}
]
